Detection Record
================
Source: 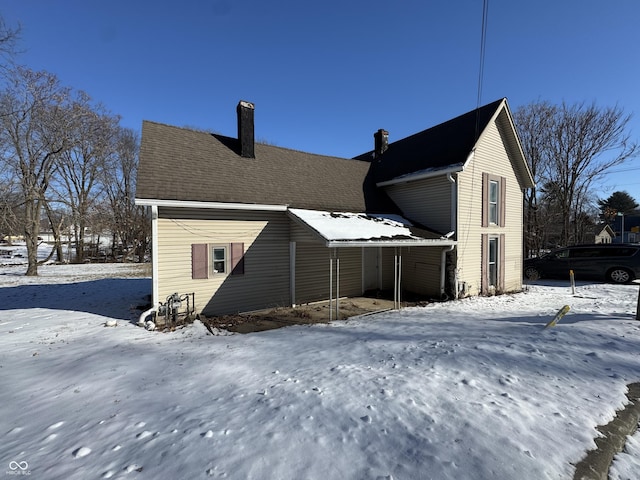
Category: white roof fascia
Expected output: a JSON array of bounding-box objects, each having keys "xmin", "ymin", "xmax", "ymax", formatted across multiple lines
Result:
[
  {"xmin": 376, "ymin": 163, "xmax": 465, "ymax": 187},
  {"xmin": 326, "ymin": 239, "xmax": 457, "ymax": 248},
  {"xmin": 134, "ymin": 198, "xmax": 288, "ymax": 212}
]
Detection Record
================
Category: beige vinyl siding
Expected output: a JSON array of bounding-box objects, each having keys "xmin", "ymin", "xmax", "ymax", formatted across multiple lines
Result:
[
  {"xmin": 402, "ymin": 247, "xmax": 444, "ymax": 296},
  {"xmin": 380, "ymin": 247, "xmax": 396, "ymax": 291},
  {"xmin": 294, "ymin": 245, "xmax": 363, "ymax": 304},
  {"xmin": 156, "ymin": 208, "xmax": 290, "ymax": 315},
  {"xmin": 456, "ymin": 112, "xmax": 524, "ymax": 296},
  {"xmin": 290, "ymin": 220, "xmax": 325, "ymax": 244},
  {"xmin": 338, "ymin": 248, "xmax": 364, "ymax": 297},
  {"xmin": 294, "ymin": 242, "xmax": 330, "ymax": 303},
  {"xmin": 384, "ymin": 176, "xmax": 452, "ymax": 233}
]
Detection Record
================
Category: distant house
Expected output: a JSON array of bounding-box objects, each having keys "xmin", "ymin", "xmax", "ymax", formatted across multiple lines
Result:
[
  {"xmin": 591, "ymin": 224, "xmax": 615, "ymax": 244},
  {"xmin": 135, "ymin": 99, "xmax": 534, "ymax": 316}
]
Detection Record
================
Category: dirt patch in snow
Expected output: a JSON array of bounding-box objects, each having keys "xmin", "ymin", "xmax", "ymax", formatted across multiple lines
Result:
[{"xmin": 199, "ymin": 297, "xmax": 401, "ymax": 333}]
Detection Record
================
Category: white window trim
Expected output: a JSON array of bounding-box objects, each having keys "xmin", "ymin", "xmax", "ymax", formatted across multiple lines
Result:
[
  {"xmin": 489, "ymin": 180, "xmax": 499, "ymax": 225},
  {"xmin": 211, "ymin": 245, "xmax": 228, "ymax": 275}
]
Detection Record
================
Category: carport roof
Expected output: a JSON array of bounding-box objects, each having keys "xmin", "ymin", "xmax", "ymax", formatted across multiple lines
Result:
[{"xmin": 288, "ymin": 208, "xmax": 457, "ymax": 248}]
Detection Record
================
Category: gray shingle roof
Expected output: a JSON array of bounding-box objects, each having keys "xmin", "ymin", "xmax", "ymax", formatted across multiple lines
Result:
[
  {"xmin": 355, "ymin": 99, "xmax": 506, "ymax": 183},
  {"xmin": 136, "ymin": 121, "xmax": 396, "ymax": 213}
]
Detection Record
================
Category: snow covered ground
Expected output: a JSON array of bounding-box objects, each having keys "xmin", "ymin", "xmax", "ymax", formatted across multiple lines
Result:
[{"xmin": 1, "ymin": 252, "xmax": 640, "ymax": 479}]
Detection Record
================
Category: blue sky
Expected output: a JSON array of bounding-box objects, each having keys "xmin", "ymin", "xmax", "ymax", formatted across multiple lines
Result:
[{"xmin": 3, "ymin": 0, "xmax": 640, "ymax": 197}]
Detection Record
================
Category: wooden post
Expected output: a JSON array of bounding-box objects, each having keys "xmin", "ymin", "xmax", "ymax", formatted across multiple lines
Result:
[{"xmin": 570, "ymin": 269, "xmax": 575, "ymax": 295}]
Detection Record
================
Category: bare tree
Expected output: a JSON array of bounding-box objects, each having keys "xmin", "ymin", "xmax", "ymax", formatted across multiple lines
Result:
[
  {"xmin": 515, "ymin": 101, "xmax": 638, "ymax": 248},
  {"xmin": 514, "ymin": 101, "xmax": 555, "ymax": 256},
  {"xmin": 102, "ymin": 127, "xmax": 149, "ymax": 262},
  {"xmin": 0, "ymin": 66, "xmax": 75, "ymax": 275},
  {"xmin": 0, "ymin": 15, "xmax": 20, "ymax": 64},
  {"xmin": 547, "ymin": 102, "xmax": 637, "ymax": 245},
  {"xmin": 53, "ymin": 92, "xmax": 120, "ymax": 262}
]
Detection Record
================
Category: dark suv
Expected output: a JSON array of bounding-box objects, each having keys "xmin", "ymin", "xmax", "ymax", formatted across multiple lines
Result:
[{"xmin": 524, "ymin": 244, "xmax": 640, "ymax": 284}]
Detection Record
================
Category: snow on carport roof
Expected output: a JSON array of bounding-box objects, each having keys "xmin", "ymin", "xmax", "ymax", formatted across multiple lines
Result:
[{"xmin": 288, "ymin": 208, "xmax": 456, "ymax": 248}]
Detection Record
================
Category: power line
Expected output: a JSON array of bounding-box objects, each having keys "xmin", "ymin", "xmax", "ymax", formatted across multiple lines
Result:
[
  {"xmin": 476, "ymin": 0, "xmax": 489, "ymax": 109},
  {"xmin": 602, "ymin": 166, "xmax": 640, "ymax": 174},
  {"xmin": 474, "ymin": 0, "xmax": 489, "ymax": 142}
]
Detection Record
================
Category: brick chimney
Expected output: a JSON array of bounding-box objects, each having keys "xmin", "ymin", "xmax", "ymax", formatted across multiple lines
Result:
[
  {"xmin": 374, "ymin": 129, "xmax": 388, "ymax": 158},
  {"xmin": 237, "ymin": 100, "xmax": 255, "ymax": 158}
]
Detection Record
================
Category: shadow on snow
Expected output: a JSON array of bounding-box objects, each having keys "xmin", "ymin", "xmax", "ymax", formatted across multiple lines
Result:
[{"xmin": 0, "ymin": 277, "xmax": 151, "ymax": 321}]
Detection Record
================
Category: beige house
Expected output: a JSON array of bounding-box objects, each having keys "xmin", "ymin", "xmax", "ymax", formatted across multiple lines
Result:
[
  {"xmin": 592, "ymin": 224, "xmax": 615, "ymax": 244},
  {"xmin": 135, "ymin": 99, "xmax": 534, "ymax": 316}
]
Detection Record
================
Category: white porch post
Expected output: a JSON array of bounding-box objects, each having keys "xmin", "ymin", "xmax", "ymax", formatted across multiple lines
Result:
[
  {"xmin": 328, "ymin": 248, "xmax": 340, "ymax": 320},
  {"xmin": 336, "ymin": 255, "xmax": 340, "ymax": 320},
  {"xmin": 329, "ymin": 252, "xmax": 333, "ymax": 322},
  {"xmin": 394, "ymin": 247, "xmax": 402, "ymax": 309},
  {"xmin": 289, "ymin": 241, "xmax": 296, "ymax": 307}
]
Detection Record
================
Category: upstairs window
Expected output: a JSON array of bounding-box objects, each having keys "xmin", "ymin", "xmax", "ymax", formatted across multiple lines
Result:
[
  {"xmin": 489, "ymin": 180, "xmax": 499, "ymax": 225},
  {"xmin": 482, "ymin": 173, "xmax": 506, "ymax": 227}
]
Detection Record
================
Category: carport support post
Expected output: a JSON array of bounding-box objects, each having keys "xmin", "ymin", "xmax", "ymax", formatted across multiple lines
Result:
[
  {"xmin": 329, "ymin": 248, "xmax": 339, "ymax": 321},
  {"xmin": 329, "ymin": 254, "xmax": 333, "ymax": 322},
  {"xmin": 636, "ymin": 282, "xmax": 640, "ymax": 321},
  {"xmin": 394, "ymin": 247, "xmax": 402, "ymax": 309},
  {"xmin": 336, "ymin": 255, "xmax": 340, "ymax": 320}
]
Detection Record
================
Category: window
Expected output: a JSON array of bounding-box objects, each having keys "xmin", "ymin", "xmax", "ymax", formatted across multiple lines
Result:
[
  {"xmin": 482, "ymin": 233, "xmax": 504, "ymax": 294},
  {"xmin": 489, "ymin": 180, "xmax": 499, "ymax": 225},
  {"xmin": 191, "ymin": 243, "xmax": 245, "ymax": 279},
  {"xmin": 482, "ymin": 173, "xmax": 506, "ymax": 227},
  {"xmin": 488, "ymin": 237, "xmax": 498, "ymax": 287},
  {"xmin": 212, "ymin": 246, "xmax": 227, "ymax": 274}
]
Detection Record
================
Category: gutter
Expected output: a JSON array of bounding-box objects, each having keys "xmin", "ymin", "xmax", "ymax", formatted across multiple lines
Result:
[
  {"xmin": 135, "ymin": 198, "xmax": 288, "ymax": 212},
  {"xmin": 376, "ymin": 164, "xmax": 465, "ymax": 187},
  {"xmin": 326, "ymin": 239, "xmax": 457, "ymax": 248}
]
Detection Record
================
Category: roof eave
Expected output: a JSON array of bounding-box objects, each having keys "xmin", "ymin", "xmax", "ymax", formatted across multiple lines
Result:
[
  {"xmin": 134, "ymin": 198, "xmax": 289, "ymax": 211},
  {"xmin": 326, "ymin": 239, "xmax": 457, "ymax": 248},
  {"xmin": 376, "ymin": 163, "xmax": 465, "ymax": 187}
]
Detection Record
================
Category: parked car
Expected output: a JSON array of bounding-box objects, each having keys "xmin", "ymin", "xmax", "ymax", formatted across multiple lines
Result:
[{"xmin": 524, "ymin": 244, "xmax": 640, "ymax": 284}]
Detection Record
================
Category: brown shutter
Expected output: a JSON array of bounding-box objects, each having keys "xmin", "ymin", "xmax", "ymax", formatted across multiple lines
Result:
[
  {"xmin": 191, "ymin": 244, "xmax": 208, "ymax": 279},
  {"xmin": 481, "ymin": 234, "xmax": 488, "ymax": 294},
  {"xmin": 499, "ymin": 177, "xmax": 506, "ymax": 227},
  {"xmin": 231, "ymin": 242, "xmax": 245, "ymax": 275},
  {"xmin": 499, "ymin": 233, "xmax": 505, "ymax": 291},
  {"xmin": 481, "ymin": 172, "xmax": 489, "ymax": 227}
]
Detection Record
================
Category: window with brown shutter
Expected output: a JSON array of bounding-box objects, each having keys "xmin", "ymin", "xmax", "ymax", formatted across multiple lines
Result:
[
  {"xmin": 191, "ymin": 243, "xmax": 245, "ymax": 279},
  {"xmin": 482, "ymin": 173, "xmax": 506, "ymax": 227}
]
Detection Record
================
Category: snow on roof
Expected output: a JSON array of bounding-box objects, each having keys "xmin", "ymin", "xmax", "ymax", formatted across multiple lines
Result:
[{"xmin": 288, "ymin": 208, "xmax": 455, "ymax": 247}]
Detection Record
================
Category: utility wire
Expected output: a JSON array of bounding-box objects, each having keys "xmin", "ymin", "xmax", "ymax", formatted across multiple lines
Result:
[
  {"xmin": 476, "ymin": 0, "xmax": 489, "ymax": 110},
  {"xmin": 475, "ymin": 0, "xmax": 489, "ymax": 141}
]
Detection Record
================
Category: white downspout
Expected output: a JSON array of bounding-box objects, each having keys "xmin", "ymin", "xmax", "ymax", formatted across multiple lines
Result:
[
  {"xmin": 447, "ymin": 172, "xmax": 457, "ymax": 239},
  {"xmin": 138, "ymin": 204, "xmax": 160, "ymax": 328},
  {"xmin": 446, "ymin": 172, "xmax": 458, "ymax": 299},
  {"xmin": 151, "ymin": 205, "xmax": 159, "ymax": 309}
]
